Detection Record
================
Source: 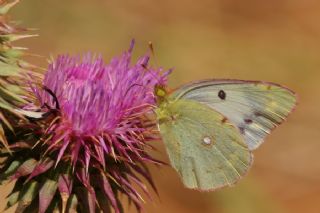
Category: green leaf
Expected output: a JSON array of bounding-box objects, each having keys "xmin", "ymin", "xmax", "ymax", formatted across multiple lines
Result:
[
  {"xmin": 0, "ymin": 61, "xmax": 22, "ymax": 77},
  {"xmin": 0, "ymin": 48, "xmax": 24, "ymax": 60},
  {"xmin": 16, "ymin": 180, "xmax": 40, "ymax": 213},
  {"xmin": 5, "ymin": 178, "xmax": 24, "ymax": 210},
  {"xmin": 13, "ymin": 158, "xmax": 37, "ymax": 179},
  {"xmin": 0, "ymin": 160, "xmax": 21, "ymax": 182},
  {"xmin": 6, "ymin": 191, "xmax": 20, "ymax": 210}
]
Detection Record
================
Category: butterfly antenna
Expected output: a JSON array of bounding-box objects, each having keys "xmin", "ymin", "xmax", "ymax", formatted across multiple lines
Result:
[
  {"xmin": 148, "ymin": 41, "xmax": 172, "ymax": 83},
  {"xmin": 124, "ymin": 83, "xmax": 145, "ymax": 97},
  {"xmin": 141, "ymin": 61, "xmax": 162, "ymax": 84},
  {"xmin": 129, "ymin": 39, "xmax": 135, "ymax": 53},
  {"xmin": 148, "ymin": 41, "xmax": 159, "ymax": 68}
]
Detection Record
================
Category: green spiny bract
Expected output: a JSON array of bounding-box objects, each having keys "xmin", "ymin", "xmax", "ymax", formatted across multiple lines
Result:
[{"xmin": 0, "ymin": 0, "xmax": 39, "ymax": 150}]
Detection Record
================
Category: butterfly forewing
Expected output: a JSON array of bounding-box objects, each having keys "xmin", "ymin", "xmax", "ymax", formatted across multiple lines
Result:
[
  {"xmin": 171, "ymin": 80, "xmax": 297, "ymax": 150},
  {"xmin": 157, "ymin": 99, "xmax": 252, "ymax": 191}
]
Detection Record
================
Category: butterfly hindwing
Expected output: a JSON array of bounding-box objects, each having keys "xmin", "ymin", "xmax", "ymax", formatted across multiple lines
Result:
[
  {"xmin": 157, "ymin": 99, "xmax": 252, "ymax": 191},
  {"xmin": 171, "ymin": 80, "xmax": 297, "ymax": 150}
]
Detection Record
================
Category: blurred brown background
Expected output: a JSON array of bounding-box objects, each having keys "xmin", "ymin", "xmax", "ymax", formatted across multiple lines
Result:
[{"xmin": 1, "ymin": 0, "xmax": 320, "ymax": 212}]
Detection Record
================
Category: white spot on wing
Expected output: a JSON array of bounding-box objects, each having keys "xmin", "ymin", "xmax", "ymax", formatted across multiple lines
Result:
[{"xmin": 203, "ymin": 137, "xmax": 211, "ymax": 145}]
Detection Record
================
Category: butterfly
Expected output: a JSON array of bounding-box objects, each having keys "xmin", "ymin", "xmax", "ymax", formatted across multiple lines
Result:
[{"xmin": 155, "ymin": 79, "xmax": 297, "ymax": 191}]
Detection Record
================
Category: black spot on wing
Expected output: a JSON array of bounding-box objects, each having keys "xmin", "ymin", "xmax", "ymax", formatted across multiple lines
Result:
[
  {"xmin": 244, "ymin": 119, "xmax": 253, "ymax": 124},
  {"xmin": 218, "ymin": 90, "xmax": 226, "ymax": 100}
]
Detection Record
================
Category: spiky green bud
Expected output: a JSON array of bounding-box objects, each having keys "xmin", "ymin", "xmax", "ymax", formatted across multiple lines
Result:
[{"xmin": 0, "ymin": 0, "xmax": 40, "ymax": 149}]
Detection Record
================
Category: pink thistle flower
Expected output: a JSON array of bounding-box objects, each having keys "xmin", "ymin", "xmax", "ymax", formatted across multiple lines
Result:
[
  {"xmin": 36, "ymin": 46, "xmax": 168, "ymax": 167},
  {"xmin": 4, "ymin": 41, "xmax": 171, "ymax": 212}
]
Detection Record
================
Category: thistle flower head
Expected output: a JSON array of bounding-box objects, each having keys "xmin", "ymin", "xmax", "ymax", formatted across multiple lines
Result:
[
  {"xmin": 35, "ymin": 43, "xmax": 169, "ymax": 164},
  {"xmin": 39, "ymin": 52, "xmax": 164, "ymax": 136},
  {"xmin": 1, "ymin": 42, "xmax": 170, "ymax": 212}
]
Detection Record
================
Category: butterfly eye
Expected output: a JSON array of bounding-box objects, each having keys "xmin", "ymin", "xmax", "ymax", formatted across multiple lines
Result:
[
  {"xmin": 218, "ymin": 90, "xmax": 226, "ymax": 100},
  {"xmin": 155, "ymin": 85, "xmax": 167, "ymax": 97},
  {"xmin": 157, "ymin": 89, "xmax": 166, "ymax": 97}
]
